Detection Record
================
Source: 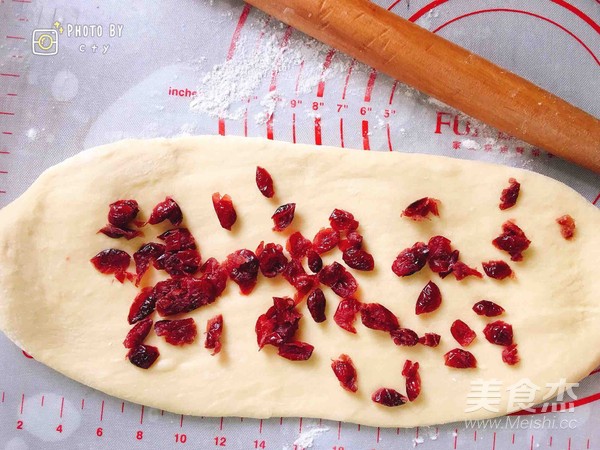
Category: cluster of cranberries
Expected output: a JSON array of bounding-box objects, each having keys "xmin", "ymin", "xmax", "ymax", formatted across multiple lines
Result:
[{"xmin": 91, "ymin": 170, "xmax": 576, "ymax": 408}]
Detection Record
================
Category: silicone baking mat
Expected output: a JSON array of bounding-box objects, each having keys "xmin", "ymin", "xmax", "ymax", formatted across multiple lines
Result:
[{"xmin": 0, "ymin": 0, "xmax": 599, "ymax": 448}]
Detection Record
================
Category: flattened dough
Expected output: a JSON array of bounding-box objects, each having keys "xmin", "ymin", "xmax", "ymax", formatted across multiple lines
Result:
[{"xmin": 0, "ymin": 136, "xmax": 599, "ymax": 427}]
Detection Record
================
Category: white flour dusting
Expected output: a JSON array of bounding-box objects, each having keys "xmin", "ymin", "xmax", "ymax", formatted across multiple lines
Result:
[{"xmin": 292, "ymin": 426, "xmax": 330, "ymax": 448}]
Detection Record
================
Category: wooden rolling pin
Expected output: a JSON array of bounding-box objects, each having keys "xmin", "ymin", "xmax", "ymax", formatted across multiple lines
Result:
[{"xmin": 244, "ymin": 0, "xmax": 600, "ymax": 173}]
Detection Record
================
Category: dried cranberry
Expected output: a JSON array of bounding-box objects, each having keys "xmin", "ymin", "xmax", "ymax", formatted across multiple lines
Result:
[
  {"xmin": 342, "ymin": 248, "xmax": 374, "ymax": 271},
  {"xmin": 272, "ymin": 203, "xmax": 296, "ymax": 231},
  {"xmin": 201, "ymin": 257, "xmax": 228, "ymax": 297},
  {"xmin": 492, "ymin": 221, "xmax": 531, "ymax": 261},
  {"xmin": 205, "ymin": 314, "xmax": 223, "ymax": 355},
  {"xmin": 256, "ymin": 166, "xmax": 275, "ymax": 198},
  {"xmin": 452, "ymin": 262, "xmax": 483, "ymax": 280},
  {"xmin": 282, "ymin": 259, "xmax": 317, "ymax": 298},
  {"xmin": 402, "ymin": 360, "xmax": 421, "ymax": 401},
  {"xmin": 255, "ymin": 297, "xmax": 301, "ymax": 349},
  {"xmin": 329, "ymin": 209, "xmax": 359, "ymax": 232},
  {"xmin": 450, "ymin": 320, "xmax": 476, "ymax": 346},
  {"xmin": 331, "ymin": 354, "xmax": 358, "ymax": 392},
  {"xmin": 499, "ymin": 178, "xmax": 520, "ymax": 210},
  {"xmin": 108, "ymin": 199, "xmax": 140, "ymax": 227},
  {"xmin": 155, "ymin": 318, "xmax": 197, "ymax": 346},
  {"xmin": 338, "ymin": 231, "xmax": 363, "ymax": 252},
  {"xmin": 391, "ymin": 328, "xmax": 419, "ymax": 346},
  {"xmin": 419, "ymin": 333, "xmax": 441, "ymax": 347},
  {"xmin": 133, "ymin": 242, "xmax": 165, "ymax": 285},
  {"xmin": 307, "ymin": 289, "xmax": 326, "ymax": 323},
  {"xmin": 333, "ymin": 298, "xmax": 361, "ymax": 333},
  {"xmin": 402, "ymin": 197, "xmax": 440, "ymax": 220},
  {"xmin": 483, "ymin": 321, "xmax": 513, "ymax": 346},
  {"xmin": 312, "ymin": 228, "xmax": 340, "ymax": 254},
  {"xmin": 225, "ymin": 249, "xmax": 259, "ymax": 295},
  {"xmin": 127, "ymin": 345, "xmax": 159, "ymax": 369},
  {"xmin": 556, "ymin": 214, "xmax": 576, "ymax": 240},
  {"xmin": 472, "ymin": 300, "xmax": 504, "ymax": 317},
  {"xmin": 502, "ymin": 344, "xmax": 520, "ymax": 365},
  {"xmin": 428, "ymin": 236, "xmax": 458, "ymax": 277},
  {"xmin": 98, "ymin": 224, "xmax": 142, "ymax": 240},
  {"xmin": 415, "ymin": 281, "xmax": 442, "ymax": 315},
  {"xmin": 212, "ymin": 193, "xmax": 237, "ymax": 230},
  {"xmin": 307, "ymin": 250, "xmax": 323, "ymax": 273},
  {"xmin": 157, "ymin": 249, "xmax": 201, "ymax": 277},
  {"xmin": 444, "ymin": 348, "xmax": 477, "ymax": 369},
  {"xmin": 157, "ymin": 228, "xmax": 196, "ymax": 252},
  {"xmin": 286, "ymin": 232, "xmax": 312, "ymax": 259},
  {"xmin": 154, "ymin": 277, "xmax": 216, "ymax": 316},
  {"xmin": 482, "ymin": 260, "xmax": 513, "ymax": 280},
  {"xmin": 318, "ymin": 262, "xmax": 358, "ymax": 298},
  {"xmin": 123, "ymin": 318, "xmax": 153, "ymax": 349},
  {"xmin": 90, "ymin": 249, "xmax": 132, "ymax": 283},
  {"xmin": 371, "ymin": 388, "xmax": 408, "ymax": 407},
  {"xmin": 128, "ymin": 287, "xmax": 157, "ymax": 324},
  {"xmin": 277, "ymin": 341, "xmax": 314, "ymax": 361},
  {"xmin": 360, "ymin": 303, "xmax": 400, "ymax": 332},
  {"xmin": 256, "ymin": 242, "xmax": 288, "ymax": 278},
  {"xmin": 148, "ymin": 197, "xmax": 183, "ymax": 226},
  {"xmin": 392, "ymin": 242, "xmax": 429, "ymax": 277}
]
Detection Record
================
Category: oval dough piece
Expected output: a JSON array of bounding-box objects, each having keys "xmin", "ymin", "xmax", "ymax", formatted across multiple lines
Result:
[{"xmin": 0, "ymin": 136, "xmax": 598, "ymax": 427}]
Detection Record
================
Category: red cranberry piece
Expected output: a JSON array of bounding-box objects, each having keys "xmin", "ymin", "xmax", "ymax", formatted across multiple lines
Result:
[
  {"xmin": 371, "ymin": 388, "xmax": 408, "ymax": 407},
  {"xmin": 502, "ymin": 344, "xmax": 520, "ymax": 365},
  {"xmin": 212, "ymin": 193, "xmax": 237, "ymax": 231},
  {"xmin": 360, "ymin": 303, "xmax": 400, "ymax": 332},
  {"xmin": 444, "ymin": 348, "xmax": 477, "ymax": 369},
  {"xmin": 133, "ymin": 242, "xmax": 165, "ymax": 285},
  {"xmin": 402, "ymin": 360, "xmax": 421, "ymax": 401},
  {"xmin": 157, "ymin": 228, "xmax": 196, "ymax": 252},
  {"xmin": 255, "ymin": 297, "xmax": 301, "ymax": 349},
  {"xmin": 418, "ymin": 333, "xmax": 441, "ymax": 347},
  {"xmin": 338, "ymin": 231, "xmax": 363, "ymax": 252},
  {"xmin": 108, "ymin": 199, "xmax": 139, "ymax": 227},
  {"xmin": 148, "ymin": 197, "xmax": 183, "ymax": 226},
  {"xmin": 313, "ymin": 228, "xmax": 340, "ymax": 254},
  {"xmin": 318, "ymin": 262, "xmax": 358, "ymax": 298},
  {"xmin": 272, "ymin": 203, "xmax": 296, "ymax": 231},
  {"xmin": 225, "ymin": 249, "xmax": 259, "ymax": 295},
  {"xmin": 472, "ymin": 300, "xmax": 505, "ymax": 317},
  {"xmin": 307, "ymin": 289, "xmax": 327, "ymax": 323},
  {"xmin": 331, "ymin": 354, "xmax": 358, "ymax": 392},
  {"xmin": 98, "ymin": 224, "xmax": 142, "ymax": 240},
  {"xmin": 452, "ymin": 261, "xmax": 483, "ymax": 280},
  {"xmin": 286, "ymin": 232, "xmax": 312, "ymax": 259},
  {"xmin": 343, "ymin": 248, "xmax": 374, "ymax": 271},
  {"xmin": 329, "ymin": 208, "xmax": 359, "ymax": 232},
  {"xmin": 201, "ymin": 257, "xmax": 228, "ymax": 297},
  {"xmin": 277, "ymin": 341, "xmax": 314, "ymax": 361},
  {"xmin": 415, "ymin": 281, "xmax": 442, "ymax": 315},
  {"xmin": 155, "ymin": 318, "xmax": 197, "ymax": 346},
  {"xmin": 127, "ymin": 345, "xmax": 159, "ymax": 369},
  {"xmin": 123, "ymin": 318, "xmax": 153, "ymax": 349},
  {"xmin": 256, "ymin": 242, "xmax": 288, "ymax": 278},
  {"xmin": 483, "ymin": 320, "xmax": 513, "ymax": 346},
  {"xmin": 157, "ymin": 249, "xmax": 201, "ymax": 277},
  {"xmin": 307, "ymin": 250, "xmax": 323, "ymax": 273},
  {"xmin": 556, "ymin": 214, "xmax": 576, "ymax": 240},
  {"xmin": 428, "ymin": 236, "xmax": 458, "ymax": 277},
  {"xmin": 402, "ymin": 197, "xmax": 440, "ymax": 220},
  {"xmin": 499, "ymin": 178, "xmax": 520, "ymax": 210},
  {"xmin": 450, "ymin": 320, "xmax": 476, "ymax": 346},
  {"xmin": 90, "ymin": 249, "xmax": 131, "ymax": 283},
  {"xmin": 256, "ymin": 166, "xmax": 275, "ymax": 198},
  {"xmin": 282, "ymin": 259, "xmax": 317, "ymax": 298},
  {"xmin": 154, "ymin": 277, "xmax": 216, "ymax": 316},
  {"xmin": 205, "ymin": 314, "xmax": 223, "ymax": 355},
  {"xmin": 391, "ymin": 328, "xmax": 419, "ymax": 346},
  {"xmin": 492, "ymin": 221, "xmax": 531, "ymax": 261},
  {"xmin": 482, "ymin": 260, "xmax": 513, "ymax": 280},
  {"xmin": 128, "ymin": 287, "xmax": 157, "ymax": 324},
  {"xmin": 333, "ymin": 298, "xmax": 361, "ymax": 333},
  {"xmin": 392, "ymin": 242, "xmax": 429, "ymax": 277}
]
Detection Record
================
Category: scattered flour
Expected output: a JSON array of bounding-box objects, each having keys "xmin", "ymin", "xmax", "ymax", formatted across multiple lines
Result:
[
  {"xmin": 26, "ymin": 128, "xmax": 39, "ymax": 141},
  {"xmin": 292, "ymin": 426, "xmax": 330, "ymax": 448},
  {"xmin": 413, "ymin": 436, "xmax": 425, "ymax": 447},
  {"xmin": 461, "ymin": 139, "xmax": 481, "ymax": 150}
]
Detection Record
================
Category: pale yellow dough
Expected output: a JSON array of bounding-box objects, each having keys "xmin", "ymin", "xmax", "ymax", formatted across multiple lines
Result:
[{"xmin": 0, "ymin": 136, "xmax": 599, "ymax": 427}]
